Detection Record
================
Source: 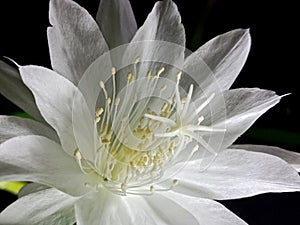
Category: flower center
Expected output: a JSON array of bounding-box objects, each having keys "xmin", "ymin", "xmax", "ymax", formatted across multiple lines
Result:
[{"xmin": 74, "ymin": 60, "xmax": 224, "ymax": 196}]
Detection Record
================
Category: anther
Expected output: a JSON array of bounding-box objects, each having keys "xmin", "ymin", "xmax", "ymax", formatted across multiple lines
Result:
[
  {"xmin": 157, "ymin": 67, "xmax": 165, "ymax": 77},
  {"xmin": 74, "ymin": 149, "xmax": 82, "ymax": 160},
  {"xmin": 111, "ymin": 67, "xmax": 116, "ymax": 76}
]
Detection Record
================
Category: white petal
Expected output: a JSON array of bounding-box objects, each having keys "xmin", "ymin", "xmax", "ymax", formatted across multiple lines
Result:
[
  {"xmin": 232, "ymin": 144, "xmax": 300, "ymax": 172},
  {"xmin": 200, "ymin": 88, "xmax": 281, "ymax": 149},
  {"xmin": 132, "ymin": 0, "xmax": 185, "ymax": 44},
  {"xmin": 184, "ymin": 29, "xmax": 250, "ymax": 96},
  {"xmin": 172, "ymin": 149, "xmax": 300, "ymax": 200},
  {"xmin": 20, "ymin": 66, "xmax": 78, "ymax": 155},
  {"xmin": 0, "ymin": 60, "xmax": 44, "ymax": 121},
  {"xmin": 0, "ymin": 188, "xmax": 76, "ymax": 225},
  {"xmin": 162, "ymin": 191, "xmax": 248, "ymax": 225},
  {"xmin": 75, "ymin": 190, "xmax": 132, "ymax": 225},
  {"xmin": 48, "ymin": 0, "xmax": 108, "ymax": 84},
  {"xmin": 0, "ymin": 115, "xmax": 59, "ymax": 145},
  {"xmin": 0, "ymin": 135, "xmax": 94, "ymax": 196},
  {"xmin": 18, "ymin": 183, "xmax": 50, "ymax": 198},
  {"xmin": 96, "ymin": 0, "xmax": 137, "ymax": 48}
]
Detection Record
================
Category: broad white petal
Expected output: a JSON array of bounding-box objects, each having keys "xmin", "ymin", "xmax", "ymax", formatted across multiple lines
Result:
[
  {"xmin": 184, "ymin": 29, "xmax": 250, "ymax": 96},
  {"xmin": 75, "ymin": 190, "xmax": 132, "ymax": 225},
  {"xmin": 200, "ymin": 88, "xmax": 281, "ymax": 149},
  {"xmin": 20, "ymin": 66, "xmax": 78, "ymax": 155},
  {"xmin": 162, "ymin": 191, "xmax": 248, "ymax": 225},
  {"xmin": 96, "ymin": 0, "xmax": 137, "ymax": 48},
  {"xmin": 48, "ymin": 0, "xmax": 108, "ymax": 84},
  {"xmin": 0, "ymin": 135, "xmax": 95, "ymax": 196},
  {"xmin": 0, "ymin": 188, "xmax": 76, "ymax": 225},
  {"xmin": 0, "ymin": 115, "xmax": 59, "ymax": 145},
  {"xmin": 232, "ymin": 144, "xmax": 300, "ymax": 172},
  {"xmin": 172, "ymin": 149, "xmax": 300, "ymax": 200},
  {"xmin": 0, "ymin": 60, "xmax": 44, "ymax": 121}
]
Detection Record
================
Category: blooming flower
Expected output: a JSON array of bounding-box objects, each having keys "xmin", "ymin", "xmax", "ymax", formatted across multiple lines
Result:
[{"xmin": 1, "ymin": 0, "xmax": 300, "ymax": 224}]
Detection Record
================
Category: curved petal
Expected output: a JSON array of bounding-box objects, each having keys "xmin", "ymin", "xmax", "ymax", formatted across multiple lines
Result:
[
  {"xmin": 20, "ymin": 65, "xmax": 78, "ymax": 155},
  {"xmin": 232, "ymin": 144, "xmax": 300, "ymax": 172},
  {"xmin": 48, "ymin": 0, "xmax": 108, "ymax": 84},
  {"xmin": 172, "ymin": 149, "xmax": 300, "ymax": 200},
  {"xmin": 0, "ymin": 61, "xmax": 44, "ymax": 121},
  {"xmin": 0, "ymin": 188, "xmax": 76, "ymax": 225},
  {"xmin": 96, "ymin": 0, "xmax": 137, "ymax": 48},
  {"xmin": 184, "ymin": 29, "xmax": 251, "ymax": 96},
  {"xmin": 18, "ymin": 183, "xmax": 50, "ymax": 198},
  {"xmin": 200, "ymin": 88, "xmax": 281, "ymax": 149},
  {"xmin": 0, "ymin": 115, "xmax": 59, "ymax": 145},
  {"xmin": 0, "ymin": 135, "xmax": 95, "ymax": 196},
  {"xmin": 162, "ymin": 191, "xmax": 248, "ymax": 225}
]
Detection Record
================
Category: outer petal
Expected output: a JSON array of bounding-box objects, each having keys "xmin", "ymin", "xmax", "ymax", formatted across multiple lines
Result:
[
  {"xmin": 200, "ymin": 88, "xmax": 281, "ymax": 149},
  {"xmin": 96, "ymin": 0, "xmax": 137, "ymax": 48},
  {"xmin": 0, "ymin": 188, "xmax": 76, "ymax": 225},
  {"xmin": 0, "ymin": 115, "xmax": 59, "ymax": 144},
  {"xmin": 0, "ymin": 61, "xmax": 44, "ymax": 121},
  {"xmin": 161, "ymin": 191, "xmax": 248, "ymax": 225},
  {"xmin": 18, "ymin": 183, "xmax": 50, "ymax": 198},
  {"xmin": 0, "ymin": 135, "xmax": 94, "ymax": 196},
  {"xmin": 48, "ymin": 0, "xmax": 108, "ymax": 84},
  {"xmin": 131, "ymin": 0, "xmax": 185, "ymax": 45},
  {"xmin": 232, "ymin": 144, "xmax": 300, "ymax": 172},
  {"xmin": 184, "ymin": 29, "xmax": 250, "ymax": 96},
  {"xmin": 172, "ymin": 149, "xmax": 300, "ymax": 200},
  {"xmin": 20, "ymin": 66, "xmax": 78, "ymax": 155}
]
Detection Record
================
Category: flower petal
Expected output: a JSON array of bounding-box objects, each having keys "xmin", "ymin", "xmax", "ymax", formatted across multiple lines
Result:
[
  {"xmin": 0, "ymin": 135, "xmax": 94, "ymax": 196},
  {"xmin": 0, "ymin": 188, "xmax": 76, "ymax": 225},
  {"xmin": 172, "ymin": 149, "xmax": 300, "ymax": 200},
  {"xmin": 131, "ymin": 0, "xmax": 185, "ymax": 45},
  {"xmin": 0, "ymin": 60, "xmax": 44, "ymax": 121},
  {"xmin": 161, "ymin": 191, "xmax": 248, "ymax": 225},
  {"xmin": 200, "ymin": 88, "xmax": 281, "ymax": 149},
  {"xmin": 96, "ymin": 0, "xmax": 137, "ymax": 48},
  {"xmin": 20, "ymin": 65, "xmax": 78, "ymax": 155},
  {"xmin": 184, "ymin": 29, "xmax": 250, "ymax": 96},
  {"xmin": 48, "ymin": 0, "xmax": 108, "ymax": 84},
  {"xmin": 0, "ymin": 115, "xmax": 59, "ymax": 145},
  {"xmin": 232, "ymin": 144, "xmax": 300, "ymax": 172},
  {"xmin": 18, "ymin": 183, "xmax": 50, "ymax": 198},
  {"xmin": 75, "ymin": 190, "xmax": 132, "ymax": 225}
]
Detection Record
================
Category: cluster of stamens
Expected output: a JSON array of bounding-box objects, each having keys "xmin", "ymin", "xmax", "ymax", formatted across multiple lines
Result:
[{"xmin": 74, "ymin": 58, "xmax": 225, "ymax": 196}]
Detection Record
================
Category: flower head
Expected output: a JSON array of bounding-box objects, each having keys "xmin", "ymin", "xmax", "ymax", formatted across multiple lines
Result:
[{"xmin": 1, "ymin": 0, "xmax": 300, "ymax": 224}]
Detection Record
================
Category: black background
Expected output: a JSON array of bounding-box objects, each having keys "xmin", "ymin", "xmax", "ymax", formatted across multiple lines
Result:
[{"xmin": 0, "ymin": 0, "xmax": 300, "ymax": 224}]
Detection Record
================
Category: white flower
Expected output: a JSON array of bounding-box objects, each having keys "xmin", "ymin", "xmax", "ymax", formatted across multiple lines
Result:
[{"xmin": 1, "ymin": 0, "xmax": 300, "ymax": 224}]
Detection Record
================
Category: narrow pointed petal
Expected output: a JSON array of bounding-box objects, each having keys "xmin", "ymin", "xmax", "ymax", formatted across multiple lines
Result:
[
  {"xmin": 162, "ymin": 192, "xmax": 248, "ymax": 225},
  {"xmin": 0, "ymin": 61, "xmax": 44, "ymax": 121},
  {"xmin": 232, "ymin": 144, "xmax": 300, "ymax": 172},
  {"xmin": 172, "ymin": 149, "xmax": 300, "ymax": 200},
  {"xmin": 131, "ymin": 0, "xmax": 185, "ymax": 45},
  {"xmin": 0, "ymin": 135, "xmax": 94, "ymax": 196},
  {"xmin": 0, "ymin": 188, "xmax": 76, "ymax": 225},
  {"xmin": 184, "ymin": 29, "xmax": 250, "ymax": 95},
  {"xmin": 48, "ymin": 0, "xmax": 108, "ymax": 84},
  {"xmin": 96, "ymin": 0, "xmax": 137, "ymax": 48},
  {"xmin": 0, "ymin": 115, "xmax": 59, "ymax": 145},
  {"xmin": 199, "ymin": 88, "xmax": 281, "ymax": 149},
  {"xmin": 20, "ymin": 66, "xmax": 78, "ymax": 155}
]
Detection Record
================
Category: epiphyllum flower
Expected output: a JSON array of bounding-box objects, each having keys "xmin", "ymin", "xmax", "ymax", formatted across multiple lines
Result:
[{"xmin": 1, "ymin": 0, "xmax": 300, "ymax": 224}]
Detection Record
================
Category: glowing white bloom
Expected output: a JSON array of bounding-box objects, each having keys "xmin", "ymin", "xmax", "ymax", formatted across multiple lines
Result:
[{"xmin": 1, "ymin": 0, "xmax": 300, "ymax": 224}]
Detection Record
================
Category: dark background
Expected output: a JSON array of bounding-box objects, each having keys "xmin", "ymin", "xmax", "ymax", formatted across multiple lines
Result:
[{"xmin": 0, "ymin": 0, "xmax": 299, "ymax": 224}]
